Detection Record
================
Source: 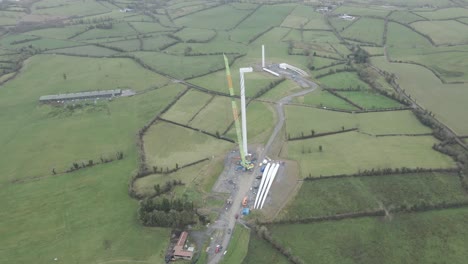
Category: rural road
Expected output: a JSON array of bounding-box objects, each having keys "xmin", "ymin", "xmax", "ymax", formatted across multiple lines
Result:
[{"xmin": 207, "ymin": 72, "xmax": 317, "ymax": 264}]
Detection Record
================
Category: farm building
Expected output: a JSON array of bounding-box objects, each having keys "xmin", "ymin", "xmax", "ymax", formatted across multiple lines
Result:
[
  {"xmin": 172, "ymin": 231, "xmax": 193, "ymax": 260},
  {"xmin": 39, "ymin": 89, "xmax": 122, "ymax": 103}
]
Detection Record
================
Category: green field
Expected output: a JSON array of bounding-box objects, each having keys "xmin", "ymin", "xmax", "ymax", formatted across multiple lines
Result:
[
  {"xmin": 414, "ymin": 7, "xmax": 468, "ymax": 20},
  {"xmin": 225, "ymin": 102, "xmax": 276, "ymax": 144},
  {"xmin": 294, "ymin": 89, "xmax": 358, "ymax": 110},
  {"xmin": 162, "ymin": 89, "xmax": 213, "ymax": 124},
  {"xmin": 45, "ymin": 45, "xmax": 118, "ymax": 56},
  {"xmin": 190, "ymin": 96, "xmax": 238, "ymax": 134},
  {"xmin": 270, "ymin": 208, "xmax": 468, "ymax": 263},
  {"xmin": 174, "ymin": 5, "xmax": 251, "ymax": 30},
  {"xmin": 131, "ymin": 51, "xmax": 231, "ymax": 79},
  {"xmin": 371, "ymin": 57, "xmax": 468, "ymax": 134},
  {"xmin": 285, "ymin": 106, "xmax": 431, "ymax": 136},
  {"xmin": 230, "ymin": 4, "xmax": 294, "ymax": 43},
  {"xmin": 281, "ymin": 5, "xmax": 329, "ymax": 30},
  {"xmin": 0, "ymin": 54, "xmax": 186, "ymax": 262},
  {"xmin": 333, "ymin": 5, "xmax": 391, "ymax": 17},
  {"xmin": 1, "ymin": 1, "xmax": 468, "ymax": 263},
  {"xmin": 318, "ymin": 72, "xmax": 370, "ymax": 89},
  {"xmin": 285, "ymin": 132, "xmax": 454, "ymax": 177},
  {"xmin": 388, "ymin": 11, "xmax": 426, "ymax": 24},
  {"xmin": 337, "ymin": 91, "xmax": 402, "ymax": 109},
  {"xmin": 32, "ymin": 0, "xmax": 110, "ymax": 17},
  {"xmin": 242, "ymin": 232, "xmax": 289, "ymax": 264},
  {"xmin": 220, "ymin": 224, "xmax": 250, "ymax": 264},
  {"xmin": 386, "ymin": 22, "xmax": 432, "ymax": 49},
  {"xmin": 281, "ymin": 172, "xmax": 467, "ymax": 219},
  {"xmin": 189, "ymin": 67, "xmax": 279, "ymax": 97},
  {"xmin": 144, "ymin": 122, "xmax": 234, "ymax": 169},
  {"xmin": 341, "ymin": 17, "xmax": 385, "ymax": 45},
  {"xmin": 412, "ymin": 20, "xmax": 468, "ymax": 45},
  {"xmin": 174, "ymin": 28, "xmax": 216, "ymax": 42}
]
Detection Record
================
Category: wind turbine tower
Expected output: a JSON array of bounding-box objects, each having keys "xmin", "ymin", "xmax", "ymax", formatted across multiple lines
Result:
[
  {"xmin": 262, "ymin": 45, "xmax": 265, "ymax": 68},
  {"xmin": 239, "ymin": 67, "xmax": 253, "ymax": 155}
]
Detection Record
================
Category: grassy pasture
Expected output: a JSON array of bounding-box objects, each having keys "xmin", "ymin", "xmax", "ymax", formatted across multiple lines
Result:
[
  {"xmin": 133, "ymin": 162, "xmax": 206, "ymax": 197},
  {"xmin": 32, "ymin": 0, "xmax": 110, "ymax": 17},
  {"xmin": 131, "ymin": 51, "xmax": 231, "ymax": 79},
  {"xmin": 129, "ymin": 21, "xmax": 173, "ymax": 34},
  {"xmin": 281, "ymin": 172, "xmax": 467, "ymax": 219},
  {"xmin": 166, "ymin": 32, "xmax": 247, "ymax": 55},
  {"xmin": 285, "ymin": 106, "xmax": 431, "ymax": 136},
  {"xmin": 294, "ymin": 89, "xmax": 358, "ymax": 111},
  {"xmin": 0, "ymin": 158, "xmax": 170, "ymax": 264},
  {"xmin": 386, "ymin": 45, "xmax": 468, "ymax": 83},
  {"xmin": 361, "ymin": 46, "xmax": 384, "ymax": 56},
  {"xmin": 388, "ymin": 11, "xmax": 426, "ymax": 24},
  {"xmin": 102, "ymin": 38, "xmax": 140, "ymax": 52},
  {"xmin": 225, "ymin": 102, "xmax": 276, "ymax": 144},
  {"xmin": 281, "ymin": 5, "xmax": 329, "ymax": 30},
  {"xmin": 261, "ymin": 79, "xmax": 303, "ymax": 101},
  {"xmin": 0, "ymin": 56, "xmax": 175, "ymax": 182},
  {"xmin": 133, "ymin": 157, "xmax": 226, "ymax": 205},
  {"xmin": 174, "ymin": 4, "xmax": 251, "ymax": 30},
  {"xmin": 309, "ymin": 56, "xmax": 341, "ymax": 69},
  {"xmin": 0, "ymin": 10, "xmax": 24, "ymax": 25},
  {"xmin": 318, "ymin": 72, "xmax": 370, "ymax": 89},
  {"xmin": 329, "ymin": 16, "xmax": 356, "ymax": 32},
  {"xmin": 122, "ymin": 14, "xmax": 155, "ymax": 22},
  {"xmin": 162, "ymin": 89, "xmax": 213, "ymax": 124},
  {"xmin": 44, "ymin": 45, "xmax": 118, "ymax": 56},
  {"xmin": 302, "ymin": 30, "xmax": 341, "ymax": 44},
  {"xmin": 242, "ymin": 232, "xmax": 289, "ymax": 264},
  {"xmin": 142, "ymin": 35, "xmax": 178, "ymax": 51},
  {"xmin": 333, "ymin": 5, "xmax": 391, "ymax": 17},
  {"xmin": 188, "ymin": 67, "xmax": 279, "ymax": 97},
  {"xmin": 26, "ymin": 25, "xmax": 88, "ymax": 39},
  {"xmin": 285, "ymin": 132, "xmax": 454, "ymax": 178},
  {"xmin": 0, "ymin": 34, "xmax": 80, "ymax": 50},
  {"xmin": 189, "ymin": 96, "xmax": 235, "ymax": 135},
  {"xmin": 414, "ymin": 7, "xmax": 468, "ymax": 20},
  {"xmin": 371, "ymin": 57, "xmax": 468, "ymax": 134},
  {"xmin": 174, "ymin": 27, "xmax": 216, "ymax": 42},
  {"xmin": 412, "ymin": 20, "xmax": 468, "ymax": 45},
  {"xmin": 387, "ymin": 0, "xmax": 452, "ymax": 7},
  {"xmin": 270, "ymin": 208, "xmax": 468, "ymax": 264},
  {"xmin": 337, "ymin": 91, "xmax": 402, "ymax": 109},
  {"xmin": 144, "ymin": 121, "xmax": 233, "ymax": 169},
  {"xmin": 220, "ymin": 224, "xmax": 250, "ymax": 264},
  {"xmin": 386, "ymin": 22, "xmax": 432, "ymax": 48},
  {"xmin": 230, "ymin": 4, "xmax": 294, "ymax": 43},
  {"xmin": 341, "ymin": 17, "xmax": 385, "ymax": 45},
  {"xmin": 73, "ymin": 22, "xmax": 137, "ymax": 40}
]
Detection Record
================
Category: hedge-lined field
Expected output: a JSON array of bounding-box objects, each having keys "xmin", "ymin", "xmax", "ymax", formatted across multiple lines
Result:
[{"xmin": 270, "ymin": 208, "xmax": 468, "ymax": 263}]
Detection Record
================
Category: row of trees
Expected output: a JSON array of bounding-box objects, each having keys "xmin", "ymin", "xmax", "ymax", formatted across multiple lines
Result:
[
  {"xmin": 153, "ymin": 180, "xmax": 184, "ymax": 196},
  {"xmin": 60, "ymin": 151, "xmax": 124, "ymax": 174},
  {"xmin": 139, "ymin": 197, "xmax": 204, "ymax": 228}
]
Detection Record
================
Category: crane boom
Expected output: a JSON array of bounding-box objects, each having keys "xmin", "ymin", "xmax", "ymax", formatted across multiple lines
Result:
[{"xmin": 223, "ymin": 55, "xmax": 249, "ymax": 168}]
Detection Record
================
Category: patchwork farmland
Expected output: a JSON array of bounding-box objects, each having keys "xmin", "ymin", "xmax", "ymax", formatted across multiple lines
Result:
[{"xmin": 0, "ymin": 0, "xmax": 467, "ymax": 264}]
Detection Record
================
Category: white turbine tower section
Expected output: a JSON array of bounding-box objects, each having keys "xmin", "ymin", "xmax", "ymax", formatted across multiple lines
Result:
[
  {"xmin": 255, "ymin": 163, "xmax": 278, "ymax": 209},
  {"xmin": 259, "ymin": 163, "xmax": 280, "ymax": 209},
  {"xmin": 262, "ymin": 45, "xmax": 265, "ymax": 68},
  {"xmin": 253, "ymin": 163, "xmax": 272, "ymax": 209},
  {"xmin": 239, "ymin": 67, "xmax": 253, "ymax": 155}
]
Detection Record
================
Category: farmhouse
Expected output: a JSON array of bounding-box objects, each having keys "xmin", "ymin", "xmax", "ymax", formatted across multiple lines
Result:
[
  {"xmin": 172, "ymin": 231, "xmax": 193, "ymax": 260},
  {"xmin": 339, "ymin": 14, "xmax": 356, "ymax": 20},
  {"xmin": 39, "ymin": 89, "xmax": 122, "ymax": 103}
]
